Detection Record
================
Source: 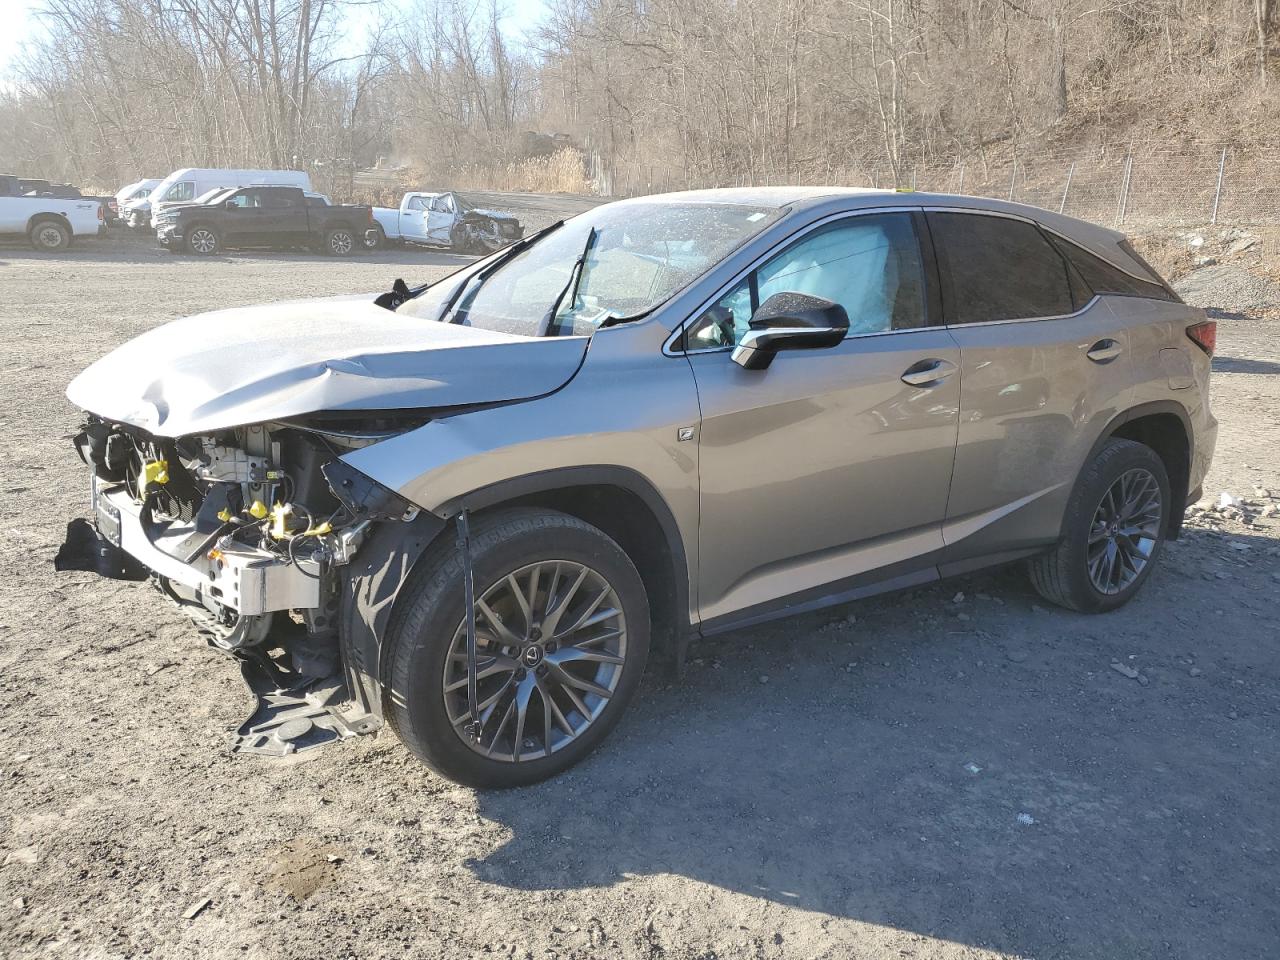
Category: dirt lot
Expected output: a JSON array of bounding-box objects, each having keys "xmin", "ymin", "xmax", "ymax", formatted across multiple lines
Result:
[{"xmin": 1, "ymin": 200, "xmax": 1278, "ymax": 960}]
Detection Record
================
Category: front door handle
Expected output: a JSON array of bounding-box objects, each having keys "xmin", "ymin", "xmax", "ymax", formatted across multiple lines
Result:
[
  {"xmin": 901, "ymin": 358, "xmax": 957, "ymax": 386},
  {"xmin": 1087, "ymin": 339, "xmax": 1123, "ymax": 363}
]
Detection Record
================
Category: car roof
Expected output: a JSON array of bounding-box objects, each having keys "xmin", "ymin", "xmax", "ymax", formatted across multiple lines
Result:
[{"xmin": 616, "ymin": 185, "xmax": 1131, "ymax": 270}]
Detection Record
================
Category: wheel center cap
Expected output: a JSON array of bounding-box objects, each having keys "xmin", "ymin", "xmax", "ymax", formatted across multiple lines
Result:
[{"xmin": 522, "ymin": 646, "xmax": 544, "ymax": 667}]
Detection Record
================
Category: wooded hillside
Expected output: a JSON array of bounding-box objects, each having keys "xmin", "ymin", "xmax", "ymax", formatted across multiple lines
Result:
[{"xmin": 2, "ymin": 0, "xmax": 1276, "ymax": 197}]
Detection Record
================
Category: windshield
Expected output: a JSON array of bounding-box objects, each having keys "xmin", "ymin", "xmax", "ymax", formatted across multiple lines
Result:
[
  {"xmin": 397, "ymin": 202, "xmax": 783, "ymax": 337},
  {"xmin": 197, "ymin": 188, "xmax": 233, "ymax": 205}
]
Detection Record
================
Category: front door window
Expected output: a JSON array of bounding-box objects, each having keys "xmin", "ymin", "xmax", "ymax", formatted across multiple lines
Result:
[{"xmin": 686, "ymin": 213, "xmax": 928, "ymax": 349}]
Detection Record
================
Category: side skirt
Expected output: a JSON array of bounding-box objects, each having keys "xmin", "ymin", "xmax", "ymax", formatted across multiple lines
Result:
[{"xmin": 696, "ymin": 545, "xmax": 1046, "ymax": 640}]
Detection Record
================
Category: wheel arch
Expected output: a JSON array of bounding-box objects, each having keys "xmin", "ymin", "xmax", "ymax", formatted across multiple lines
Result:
[
  {"xmin": 444, "ymin": 466, "xmax": 694, "ymax": 662},
  {"xmin": 27, "ymin": 212, "xmax": 72, "ymax": 237},
  {"xmin": 1093, "ymin": 400, "xmax": 1193, "ymax": 539},
  {"xmin": 338, "ymin": 466, "xmax": 695, "ymax": 727}
]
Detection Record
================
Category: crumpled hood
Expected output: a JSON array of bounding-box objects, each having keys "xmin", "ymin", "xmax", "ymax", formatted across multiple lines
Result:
[
  {"xmin": 467, "ymin": 208, "xmax": 519, "ymax": 223},
  {"xmin": 66, "ymin": 297, "xmax": 588, "ymax": 437}
]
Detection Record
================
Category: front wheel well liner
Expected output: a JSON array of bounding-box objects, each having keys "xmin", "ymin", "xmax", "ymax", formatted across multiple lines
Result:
[{"xmin": 440, "ymin": 468, "xmax": 693, "ymax": 665}]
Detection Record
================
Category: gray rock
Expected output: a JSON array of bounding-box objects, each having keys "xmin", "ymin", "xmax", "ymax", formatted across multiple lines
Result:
[
  {"xmin": 3, "ymin": 847, "xmax": 36, "ymax": 866},
  {"xmin": 1174, "ymin": 263, "xmax": 1280, "ymax": 314}
]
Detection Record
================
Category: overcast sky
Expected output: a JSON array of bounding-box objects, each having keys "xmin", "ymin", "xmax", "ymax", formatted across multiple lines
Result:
[
  {"xmin": 0, "ymin": 0, "xmax": 41, "ymax": 78},
  {"xmin": 0, "ymin": 0, "xmax": 549, "ymax": 82}
]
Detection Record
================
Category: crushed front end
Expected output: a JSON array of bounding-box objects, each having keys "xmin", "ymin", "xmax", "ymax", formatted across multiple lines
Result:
[{"xmin": 64, "ymin": 414, "xmax": 440, "ymax": 756}]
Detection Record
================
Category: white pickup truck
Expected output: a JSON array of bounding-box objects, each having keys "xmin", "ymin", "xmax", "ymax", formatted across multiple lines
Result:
[
  {"xmin": 0, "ymin": 174, "xmax": 105, "ymax": 251},
  {"xmin": 369, "ymin": 191, "xmax": 523, "ymax": 253}
]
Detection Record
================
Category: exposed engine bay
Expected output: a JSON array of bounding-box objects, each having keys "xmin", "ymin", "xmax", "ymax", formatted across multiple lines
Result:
[{"xmin": 67, "ymin": 413, "xmax": 432, "ymax": 755}]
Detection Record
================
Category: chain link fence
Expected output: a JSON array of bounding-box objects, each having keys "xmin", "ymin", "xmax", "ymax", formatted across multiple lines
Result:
[{"xmin": 599, "ymin": 142, "xmax": 1280, "ymax": 230}]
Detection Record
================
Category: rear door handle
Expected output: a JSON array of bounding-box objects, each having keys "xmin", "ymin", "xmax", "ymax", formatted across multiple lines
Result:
[
  {"xmin": 901, "ymin": 358, "xmax": 957, "ymax": 386},
  {"xmin": 1087, "ymin": 339, "xmax": 1123, "ymax": 363}
]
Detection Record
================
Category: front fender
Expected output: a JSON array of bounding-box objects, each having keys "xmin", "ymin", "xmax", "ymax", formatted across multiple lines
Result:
[{"xmin": 339, "ymin": 320, "xmax": 702, "ymax": 620}]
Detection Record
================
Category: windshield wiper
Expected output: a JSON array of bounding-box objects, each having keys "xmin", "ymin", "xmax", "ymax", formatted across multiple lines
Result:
[
  {"xmin": 437, "ymin": 219, "xmax": 565, "ymax": 324},
  {"xmin": 537, "ymin": 227, "xmax": 596, "ymax": 337}
]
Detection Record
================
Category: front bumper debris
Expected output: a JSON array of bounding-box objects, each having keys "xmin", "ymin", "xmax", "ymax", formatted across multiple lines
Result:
[
  {"xmin": 92, "ymin": 476, "xmax": 320, "ymax": 616},
  {"xmin": 232, "ymin": 648, "xmax": 375, "ymax": 756}
]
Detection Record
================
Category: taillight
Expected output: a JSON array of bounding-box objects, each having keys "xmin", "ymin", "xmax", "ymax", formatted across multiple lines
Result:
[
  {"xmin": 1186, "ymin": 320, "xmax": 1216, "ymax": 356},
  {"xmin": 97, "ymin": 204, "xmax": 104, "ymax": 221}
]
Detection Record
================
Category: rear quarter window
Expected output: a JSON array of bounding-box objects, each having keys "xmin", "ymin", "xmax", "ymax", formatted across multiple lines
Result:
[
  {"xmin": 928, "ymin": 212, "xmax": 1077, "ymax": 324},
  {"xmin": 1051, "ymin": 237, "xmax": 1180, "ymax": 302}
]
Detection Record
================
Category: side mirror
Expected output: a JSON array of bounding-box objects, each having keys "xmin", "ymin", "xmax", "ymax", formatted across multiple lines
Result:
[{"xmin": 731, "ymin": 292, "xmax": 849, "ymax": 370}]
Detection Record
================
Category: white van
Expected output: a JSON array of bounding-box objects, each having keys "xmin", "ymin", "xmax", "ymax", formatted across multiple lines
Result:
[
  {"xmin": 116, "ymin": 179, "xmax": 162, "ymax": 228},
  {"xmin": 115, "ymin": 178, "xmax": 161, "ymax": 205},
  {"xmin": 149, "ymin": 169, "xmax": 312, "ymax": 225}
]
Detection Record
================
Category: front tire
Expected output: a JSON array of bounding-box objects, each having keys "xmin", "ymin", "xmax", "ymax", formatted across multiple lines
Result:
[
  {"xmin": 365, "ymin": 224, "xmax": 386, "ymax": 250},
  {"xmin": 1029, "ymin": 438, "xmax": 1170, "ymax": 613},
  {"xmin": 385, "ymin": 508, "xmax": 650, "ymax": 788},
  {"xmin": 186, "ymin": 226, "xmax": 220, "ymax": 255},
  {"xmin": 29, "ymin": 219, "xmax": 70, "ymax": 252}
]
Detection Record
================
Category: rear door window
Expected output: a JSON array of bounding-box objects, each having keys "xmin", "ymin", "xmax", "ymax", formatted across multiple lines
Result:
[
  {"xmin": 262, "ymin": 191, "xmax": 299, "ymax": 209},
  {"xmin": 928, "ymin": 212, "xmax": 1076, "ymax": 324}
]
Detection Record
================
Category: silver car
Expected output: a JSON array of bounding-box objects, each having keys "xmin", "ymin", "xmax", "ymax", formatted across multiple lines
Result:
[{"xmin": 64, "ymin": 188, "xmax": 1216, "ymax": 787}]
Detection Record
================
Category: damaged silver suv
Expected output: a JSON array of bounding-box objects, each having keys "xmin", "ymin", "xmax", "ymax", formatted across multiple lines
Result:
[{"xmin": 64, "ymin": 188, "xmax": 1216, "ymax": 787}]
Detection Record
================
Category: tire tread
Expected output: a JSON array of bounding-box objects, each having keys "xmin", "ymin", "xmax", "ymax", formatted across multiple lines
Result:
[{"xmin": 1029, "ymin": 438, "xmax": 1169, "ymax": 613}]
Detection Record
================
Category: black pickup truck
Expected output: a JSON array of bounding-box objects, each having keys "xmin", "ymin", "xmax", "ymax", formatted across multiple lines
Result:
[{"xmin": 157, "ymin": 186, "xmax": 374, "ymax": 256}]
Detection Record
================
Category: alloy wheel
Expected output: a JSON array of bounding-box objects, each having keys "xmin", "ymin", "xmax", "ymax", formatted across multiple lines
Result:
[
  {"xmin": 329, "ymin": 231, "xmax": 353, "ymax": 254},
  {"xmin": 189, "ymin": 229, "xmax": 217, "ymax": 254},
  {"xmin": 1087, "ymin": 467, "xmax": 1163, "ymax": 595},
  {"xmin": 442, "ymin": 559, "xmax": 628, "ymax": 762}
]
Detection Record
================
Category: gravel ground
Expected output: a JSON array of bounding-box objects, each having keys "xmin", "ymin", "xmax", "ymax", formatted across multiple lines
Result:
[
  {"xmin": 1173, "ymin": 263, "xmax": 1280, "ymax": 317},
  {"xmin": 1, "ymin": 209, "xmax": 1278, "ymax": 960}
]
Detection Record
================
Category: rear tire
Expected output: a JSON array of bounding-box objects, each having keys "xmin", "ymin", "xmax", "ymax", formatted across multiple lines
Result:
[
  {"xmin": 384, "ymin": 508, "xmax": 650, "ymax": 788},
  {"xmin": 1029, "ymin": 438, "xmax": 1170, "ymax": 613},
  {"xmin": 365, "ymin": 224, "xmax": 386, "ymax": 250},
  {"xmin": 325, "ymin": 227, "xmax": 355, "ymax": 256},
  {"xmin": 29, "ymin": 219, "xmax": 70, "ymax": 252}
]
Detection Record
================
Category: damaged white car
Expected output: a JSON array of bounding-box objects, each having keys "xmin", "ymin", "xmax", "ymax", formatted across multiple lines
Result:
[
  {"xmin": 63, "ymin": 189, "xmax": 1214, "ymax": 788},
  {"xmin": 368, "ymin": 191, "xmax": 523, "ymax": 252}
]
